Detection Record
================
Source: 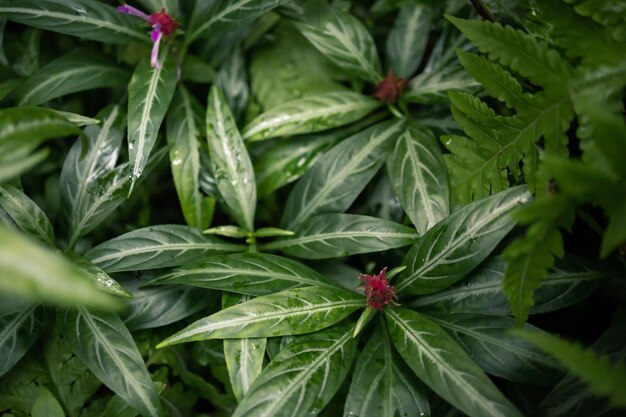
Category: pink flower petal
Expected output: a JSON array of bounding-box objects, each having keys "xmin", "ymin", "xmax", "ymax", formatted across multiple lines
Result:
[
  {"xmin": 150, "ymin": 33, "xmax": 162, "ymax": 68},
  {"xmin": 116, "ymin": 5, "xmax": 150, "ymax": 21}
]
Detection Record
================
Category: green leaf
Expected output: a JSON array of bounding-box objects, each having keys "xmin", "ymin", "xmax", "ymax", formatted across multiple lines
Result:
[
  {"xmin": 187, "ymin": 0, "xmax": 291, "ymax": 45},
  {"xmin": 232, "ymin": 324, "xmax": 358, "ymax": 417},
  {"xmin": 66, "ymin": 254, "xmax": 131, "ymax": 298},
  {"xmin": 43, "ymin": 332, "xmax": 101, "ymax": 417},
  {"xmin": 215, "ymin": 46, "xmax": 249, "ymax": 122},
  {"xmin": 386, "ymin": 307, "xmax": 523, "ymax": 417},
  {"xmin": 410, "ymin": 256, "xmax": 611, "ymax": 316},
  {"xmin": 503, "ymin": 194, "xmax": 575, "ymax": 325},
  {"xmin": 386, "ymin": 124, "xmax": 449, "ymax": 234},
  {"xmin": 455, "ymin": 49, "xmax": 528, "ymax": 112},
  {"xmin": 242, "ymin": 91, "xmax": 380, "ymax": 141},
  {"xmin": 386, "ymin": 3, "xmax": 432, "ymax": 79},
  {"xmin": 0, "ymin": 304, "xmax": 41, "ymax": 378},
  {"xmin": 31, "ymin": 387, "xmax": 64, "ymax": 417},
  {"xmin": 405, "ymin": 26, "xmax": 479, "ymax": 104},
  {"xmin": 262, "ymin": 213, "xmax": 417, "ymax": 259},
  {"xmin": 0, "ymin": 225, "xmax": 118, "ymax": 310},
  {"xmin": 157, "ymin": 287, "xmax": 363, "ymax": 347},
  {"xmin": 0, "ymin": 0, "xmax": 149, "ymax": 44},
  {"xmin": 392, "ymin": 358, "xmax": 430, "ymax": 417},
  {"xmin": 428, "ymin": 314, "xmax": 562, "ymax": 385},
  {"xmin": 60, "ymin": 105, "xmax": 124, "ymax": 248},
  {"xmin": 396, "ymin": 185, "xmax": 531, "ymax": 295},
  {"xmin": 0, "ymin": 106, "xmax": 79, "ymax": 183},
  {"xmin": 16, "ymin": 49, "xmax": 129, "ymax": 106},
  {"xmin": 148, "ymin": 253, "xmax": 336, "ymax": 296},
  {"xmin": 85, "ymin": 225, "xmax": 245, "ymax": 273},
  {"xmin": 167, "ymin": 86, "xmax": 212, "ymax": 229},
  {"xmin": 293, "ymin": 5, "xmax": 382, "ymax": 83},
  {"xmin": 206, "ymin": 86, "xmax": 256, "ymax": 231},
  {"xmin": 62, "ymin": 307, "xmax": 163, "ymax": 417},
  {"xmin": 250, "ymin": 22, "xmax": 347, "ymax": 111},
  {"xmin": 0, "ymin": 184, "xmax": 55, "ymax": 247},
  {"xmin": 127, "ymin": 51, "xmax": 177, "ymax": 191},
  {"xmin": 223, "ymin": 293, "xmax": 266, "ymax": 402},
  {"xmin": 343, "ymin": 327, "xmax": 394, "ymax": 417},
  {"xmin": 281, "ymin": 119, "xmax": 405, "ymax": 229},
  {"xmin": 254, "ymin": 118, "xmax": 376, "ymax": 197},
  {"xmin": 121, "ymin": 279, "xmax": 212, "ymax": 331},
  {"xmin": 446, "ymin": 15, "xmax": 571, "ymax": 95},
  {"xmin": 516, "ymin": 329, "xmax": 626, "ymax": 408}
]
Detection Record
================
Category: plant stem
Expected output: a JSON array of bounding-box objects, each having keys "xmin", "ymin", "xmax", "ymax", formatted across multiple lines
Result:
[{"xmin": 470, "ymin": 0, "xmax": 495, "ymax": 21}]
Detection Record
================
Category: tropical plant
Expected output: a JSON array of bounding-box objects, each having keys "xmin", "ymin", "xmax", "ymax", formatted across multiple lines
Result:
[{"xmin": 0, "ymin": 1, "xmax": 624, "ymax": 417}]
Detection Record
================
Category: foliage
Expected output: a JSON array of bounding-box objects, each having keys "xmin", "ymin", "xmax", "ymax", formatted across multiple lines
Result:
[{"xmin": 0, "ymin": 0, "xmax": 624, "ymax": 417}]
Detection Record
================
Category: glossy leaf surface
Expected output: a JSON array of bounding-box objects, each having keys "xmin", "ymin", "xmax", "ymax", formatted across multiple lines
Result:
[
  {"xmin": 85, "ymin": 225, "xmax": 245, "ymax": 273},
  {"xmin": 206, "ymin": 87, "xmax": 256, "ymax": 231},
  {"xmin": 127, "ymin": 52, "xmax": 177, "ymax": 190},
  {"xmin": 386, "ymin": 3, "xmax": 432, "ymax": 79},
  {"xmin": 122, "ymin": 279, "xmax": 213, "ymax": 331},
  {"xmin": 281, "ymin": 119, "xmax": 404, "ymax": 228},
  {"xmin": 242, "ymin": 91, "xmax": 380, "ymax": 141},
  {"xmin": 60, "ymin": 105, "xmax": 124, "ymax": 247},
  {"xmin": 386, "ymin": 125, "xmax": 449, "ymax": 234},
  {"xmin": 167, "ymin": 86, "xmax": 212, "ymax": 229},
  {"xmin": 293, "ymin": 5, "xmax": 382, "ymax": 83},
  {"xmin": 0, "ymin": 184, "xmax": 55, "ymax": 247},
  {"xmin": 386, "ymin": 307, "xmax": 524, "ymax": 417},
  {"xmin": 0, "ymin": 304, "xmax": 41, "ymax": 378},
  {"xmin": 0, "ymin": 107, "xmax": 79, "ymax": 183},
  {"xmin": 63, "ymin": 308, "xmax": 162, "ymax": 417},
  {"xmin": 16, "ymin": 49, "xmax": 128, "ymax": 106},
  {"xmin": 0, "ymin": 0, "xmax": 148, "ymax": 44},
  {"xmin": 264, "ymin": 213, "xmax": 417, "ymax": 259},
  {"xmin": 187, "ymin": 0, "xmax": 291, "ymax": 44},
  {"xmin": 233, "ymin": 324, "xmax": 358, "ymax": 417},
  {"xmin": 0, "ymin": 225, "xmax": 118, "ymax": 310},
  {"xmin": 395, "ymin": 186, "xmax": 531, "ymax": 295},
  {"xmin": 158, "ymin": 287, "xmax": 363, "ymax": 347},
  {"xmin": 223, "ymin": 293, "xmax": 266, "ymax": 402},
  {"xmin": 148, "ymin": 252, "xmax": 336, "ymax": 295}
]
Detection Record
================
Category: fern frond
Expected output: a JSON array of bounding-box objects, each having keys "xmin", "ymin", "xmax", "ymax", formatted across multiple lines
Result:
[
  {"xmin": 447, "ymin": 15, "xmax": 571, "ymax": 95},
  {"xmin": 516, "ymin": 329, "xmax": 626, "ymax": 408},
  {"xmin": 456, "ymin": 50, "xmax": 528, "ymax": 111},
  {"xmin": 503, "ymin": 194, "xmax": 575, "ymax": 325}
]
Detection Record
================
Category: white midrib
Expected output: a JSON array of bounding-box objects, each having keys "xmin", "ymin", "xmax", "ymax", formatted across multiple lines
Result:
[
  {"xmin": 325, "ymin": 20, "xmax": 379, "ymax": 82},
  {"xmin": 70, "ymin": 106, "xmax": 119, "ymax": 240},
  {"xmin": 179, "ymin": 88, "xmax": 203, "ymax": 226},
  {"xmin": 0, "ymin": 7, "xmax": 146, "ymax": 41},
  {"xmin": 428, "ymin": 316, "xmax": 552, "ymax": 365},
  {"xmin": 0, "ymin": 187, "xmax": 51, "ymax": 245},
  {"xmin": 388, "ymin": 310, "xmax": 505, "ymax": 417},
  {"xmin": 161, "ymin": 267, "xmax": 330, "ymax": 288},
  {"xmin": 20, "ymin": 65, "xmax": 111, "ymax": 105},
  {"xmin": 89, "ymin": 242, "xmax": 240, "ymax": 264},
  {"xmin": 265, "ymin": 230, "xmax": 417, "ymax": 248},
  {"xmin": 398, "ymin": 7, "xmax": 422, "ymax": 72},
  {"xmin": 174, "ymin": 299, "xmax": 361, "ymax": 341},
  {"xmin": 243, "ymin": 97, "xmax": 377, "ymax": 138},
  {"xmin": 397, "ymin": 195, "xmax": 524, "ymax": 292},
  {"xmin": 212, "ymin": 89, "xmax": 254, "ymax": 231},
  {"xmin": 190, "ymin": 0, "xmax": 254, "ymax": 42},
  {"xmin": 255, "ymin": 332, "xmax": 352, "ymax": 417},
  {"xmin": 287, "ymin": 121, "xmax": 402, "ymax": 227},
  {"xmin": 80, "ymin": 308, "xmax": 156, "ymax": 416},
  {"xmin": 403, "ymin": 132, "xmax": 437, "ymax": 230},
  {"xmin": 133, "ymin": 56, "xmax": 165, "ymax": 179},
  {"xmin": 0, "ymin": 306, "xmax": 35, "ymax": 347}
]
